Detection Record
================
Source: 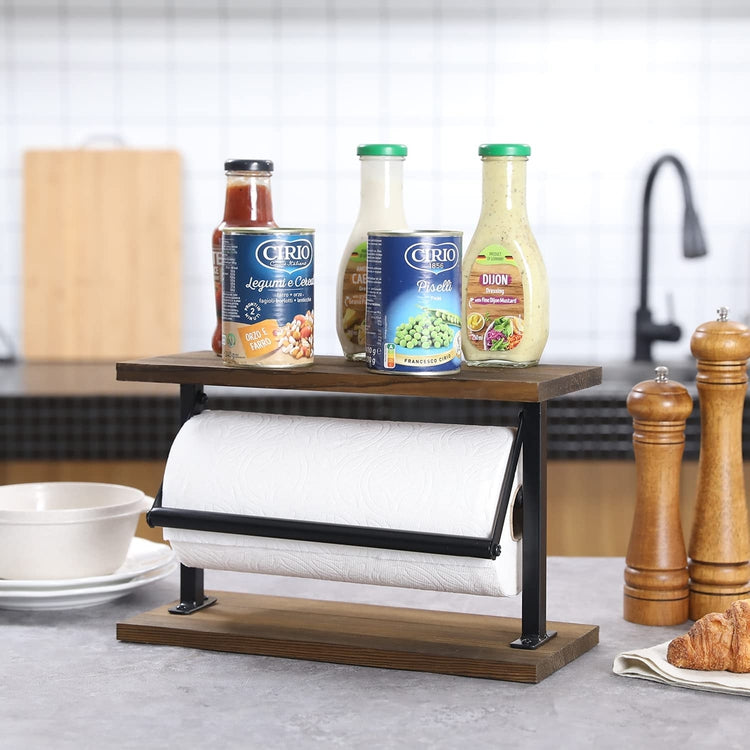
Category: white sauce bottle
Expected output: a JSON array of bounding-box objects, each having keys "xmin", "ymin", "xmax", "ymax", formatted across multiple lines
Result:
[
  {"xmin": 461, "ymin": 144, "xmax": 549, "ymax": 367},
  {"xmin": 336, "ymin": 144, "xmax": 409, "ymax": 360}
]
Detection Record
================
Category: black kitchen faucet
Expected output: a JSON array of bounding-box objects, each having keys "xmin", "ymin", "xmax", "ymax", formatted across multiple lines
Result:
[{"xmin": 634, "ymin": 153, "xmax": 708, "ymax": 361}]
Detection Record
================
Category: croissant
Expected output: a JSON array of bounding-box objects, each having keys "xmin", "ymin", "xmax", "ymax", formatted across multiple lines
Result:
[{"xmin": 667, "ymin": 599, "xmax": 750, "ymax": 672}]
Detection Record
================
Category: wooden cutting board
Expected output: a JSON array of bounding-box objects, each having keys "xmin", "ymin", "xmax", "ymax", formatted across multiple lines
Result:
[{"xmin": 23, "ymin": 149, "xmax": 182, "ymax": 360}]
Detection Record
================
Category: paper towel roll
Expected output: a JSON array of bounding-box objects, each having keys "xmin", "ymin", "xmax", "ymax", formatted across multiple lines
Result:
[{"xmin": 162, "ymin": 410, "xmax": 522, "ymax": 596}]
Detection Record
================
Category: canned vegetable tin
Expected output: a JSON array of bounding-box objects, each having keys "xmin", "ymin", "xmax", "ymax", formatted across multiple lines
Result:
[
  {"xmin": 222, "ymin": 228, "xmax": 315, "ymax": 368},
  {"xmin": 366, "ymin": 231, "xmax": 462, "ymax": 375}
]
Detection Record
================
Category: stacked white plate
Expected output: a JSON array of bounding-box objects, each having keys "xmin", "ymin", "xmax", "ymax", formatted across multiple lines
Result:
[{"xmin": 0, "ymin": 537, "xmax": 176, "ymax": 610}]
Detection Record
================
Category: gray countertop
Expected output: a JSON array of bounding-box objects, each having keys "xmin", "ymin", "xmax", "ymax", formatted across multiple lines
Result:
[{"xmin": 1, "ymin": 557, "xmax": 745, "ymax": 749}]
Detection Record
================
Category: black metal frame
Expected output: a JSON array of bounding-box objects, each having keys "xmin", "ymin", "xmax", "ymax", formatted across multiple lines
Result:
[{"xmin": 149, "ymin": 383, "xmax": 556, "ymax": 649}]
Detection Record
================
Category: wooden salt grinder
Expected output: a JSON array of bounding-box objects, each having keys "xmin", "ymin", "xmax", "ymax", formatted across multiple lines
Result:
[
  {"xmin": 624, "ymin": 366, "xmax": 692, "ymax": 625},
  {"xmin": 688, "ymin": 306, "xmax": 750, "ymax": 620}
]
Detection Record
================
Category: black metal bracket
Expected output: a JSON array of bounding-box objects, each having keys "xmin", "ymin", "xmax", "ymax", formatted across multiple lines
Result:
[
  {"xmin": 149, "ymin": 506, "xmax": 501, "ymax": 558},
  {"xmin": 153, "ymin": 382, "xmax": 554, "ymax": 650},
  {"xmin": 511, "ymin": 401, "xmax": 556, "ymax": 650},
  {"xmin": 148, "ymin": 383, "xmax": 207, "ymax": 519},
  {"xmin": 180, "ymin": 382, "xmax": 208, "ymax": 423},
  {"xmin": 168, "ymin": 565, "xmax": 217, "ymax": 615},
  {"xmin": 150, "ymin": 384, "xmax": 213, "ymax": 613},
  {"xmin": 148, "ymin": 415, "xmax": 523, "ymax": 560},
  {"xmin": 490, "ymin": 410, "xmax": 524, "ymax": 558},
  {"xmin": 510, "ymin": 631, "xmax": 557, "ymax": 650}
]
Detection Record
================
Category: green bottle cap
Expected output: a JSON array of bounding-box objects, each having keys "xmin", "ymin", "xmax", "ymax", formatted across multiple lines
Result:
[
  {"xmin": 478, "ymin": 144, "xmax": 531, "ymax": 157},
  {"xmin": 357, "ymin": 144, "xmax": 408, "ymax": 157}
]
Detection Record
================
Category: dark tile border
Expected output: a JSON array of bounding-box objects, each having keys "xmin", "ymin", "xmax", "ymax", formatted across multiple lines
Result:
[{"xmin": 0, "ymin": 393, "xmax": 724, "ymax": 461}]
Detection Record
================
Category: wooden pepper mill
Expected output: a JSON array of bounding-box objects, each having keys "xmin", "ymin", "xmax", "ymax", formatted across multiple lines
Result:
[
  {"xmin": 624, "ymin": 366, "xmax": 692, "ymax": 625},
  {"xmin": 688, "ymin": 306, "xmax": 750, "ymax": 620}
]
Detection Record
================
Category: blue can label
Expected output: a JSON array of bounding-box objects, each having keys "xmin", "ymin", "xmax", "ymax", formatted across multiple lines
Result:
[
  {"xmin": 366, "ymin": 232, "xmax": 462, "ymax": 374},
  {"xmin": 222, "ymin": 230, "xmax": 314, "ymax": 367}
]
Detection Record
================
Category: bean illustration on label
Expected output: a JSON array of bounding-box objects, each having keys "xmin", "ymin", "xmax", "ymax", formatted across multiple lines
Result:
[{"xmin": 222, "ymin": 228, "xmax": 315, "ymax": 369}]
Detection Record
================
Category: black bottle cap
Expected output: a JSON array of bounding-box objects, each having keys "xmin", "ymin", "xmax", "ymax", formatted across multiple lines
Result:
[{"xmin": 224, "ymin": 159, "xmax": 274, "ymax": 172}]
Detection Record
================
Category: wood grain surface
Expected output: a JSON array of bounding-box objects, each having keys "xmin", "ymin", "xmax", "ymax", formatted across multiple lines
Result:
[
  {"xmin": 116, "ymin": 351, "xmax": 602, "ymax": 402},
  {"xmin": 23, "ymin": 149, "xmax": 182, "ymax": 360},
  {"xmin": 623, "ymin": 377, "xmax": 693, "ymax": 625},
  {"xmin": 117, "ymin": 591, "xmax": 599, "ymax": 683},
  {"xmin": 688, "ymin": 316, "xmax": 750, "ymax": 619}
]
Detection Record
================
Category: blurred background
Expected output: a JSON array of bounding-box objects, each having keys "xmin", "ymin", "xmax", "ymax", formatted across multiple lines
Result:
[{"xmin": 2, "ymin": 0, "xmax": 749, "ymax": 364}]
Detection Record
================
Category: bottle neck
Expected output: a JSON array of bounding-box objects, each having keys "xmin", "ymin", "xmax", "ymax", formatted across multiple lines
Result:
[
  {"xmin": 480, "ymin": 157, "xmax": 528, "ymax": 219},
  {"xmin": 223, "ymin": 171, "xmax": 276, "ymax": 226},
  {"xmin": 357, "ymin": 157, "xmax": 407, "ymax": 224}
]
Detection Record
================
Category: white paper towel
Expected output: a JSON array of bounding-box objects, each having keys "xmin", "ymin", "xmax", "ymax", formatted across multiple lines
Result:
[{"xmin": 162, "ymin": 410, "xmax": 522, "ymax": 596}]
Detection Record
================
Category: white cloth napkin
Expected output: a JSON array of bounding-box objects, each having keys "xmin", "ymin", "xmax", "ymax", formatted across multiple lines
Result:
[{"xmin": 613, "ymin": 641, "xmax": 750, "ymax": 697}]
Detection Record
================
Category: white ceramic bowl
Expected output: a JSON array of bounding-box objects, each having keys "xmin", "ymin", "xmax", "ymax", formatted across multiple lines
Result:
[{"xmin": 0, "ymin": 482, "xmax": 150, "ymax": 580}]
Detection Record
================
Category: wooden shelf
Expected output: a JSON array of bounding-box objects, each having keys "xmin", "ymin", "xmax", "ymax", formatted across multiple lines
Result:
[
  {"xmin": 117, "ymin": 592, "xmax": 599, "ymax": 683},
  {"xmin": 116, "ymin": 351, "xmax": 602, "ymax": 403}
]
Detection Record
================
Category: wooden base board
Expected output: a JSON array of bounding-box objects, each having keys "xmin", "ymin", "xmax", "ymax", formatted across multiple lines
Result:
[
  {"xmin": 117, "ymin": 591, "xmax": 599, "ymax": 683},
  {"xmin": 623, "ymin": 590, "xmax": 690, "ymax": 626}
]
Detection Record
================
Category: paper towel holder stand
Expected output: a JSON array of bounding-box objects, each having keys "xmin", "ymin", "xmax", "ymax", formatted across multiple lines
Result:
[
  {"xmin": 115, "ymin": 352, "xmax": 601, "ymax": 684},
  {"xmin": 147, "ymin": 383, "xmax": 551, "ymax": 647},
  {"xmin": 145, "ymin": 390, "xmax": 526, "ymax": 615}
]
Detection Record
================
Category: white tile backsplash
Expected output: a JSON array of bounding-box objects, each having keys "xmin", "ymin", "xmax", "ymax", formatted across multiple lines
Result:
[
  {"xmin": 2, "ymin": 0, "xmax": 750, "ymax": 365},
  {"xmin": 67, "ymin": 69, "xmax": 118, "ymax": 120},
  {"xmin": 109, "ymin": 123, "xmax": 171, "ymax": 150},
  {"xmin": 120, "ymin": 19, "xmax": 172, "ymax": 66},
  {"xmin": 702, "ymin": 175, "xmax": 750, "ymax": 228},
  {"xmin": 334, "ymin": 20, "xmax": 384, "ymax": 66},
  {"xmin": 182, "ymin": 277, "xmax": 214, "ymax": 354},
  {"xmin": 174, "ymin": 68, "xmax": 224, "ymax": 119},
  {"xmin": 172, "ymin": 15, "xmax": 224, "ymax": 68},
  {"xmin": 0, "ymin": 281, "xmax": 20, "ymax": 358},
  {"xmin": 278, "ymin": 67, "xmax": 329, "ymax": 119},
  {"xmin": 226, "ymin": 64, "xmax": 276, "ymax": 118},
  {"xmin": 64, "ymin": 17, "xmax": 118, "ymax": 66},
  {"xmin": 645, "ymin": 19, "xmax": 706, "ymax": 68},
  {"xmin": 708, "ymin": 20, "xmax": 750, "ymax": 66},
  {"xmin": 0, "ymin": 224, "xmax": 21, "ymax": 281},
  {"xmin": 9, "ymin": 17, "xmax": 63, "ymax": 67},
  {"xmin": 709, "ymin": 70, "xmax": 750, "ymax": 118},
  {"xmin": 171, "ymin": 123, "xmax": 226, "ymax": 174},
  {"xmin": 277, "ymin": 122, "xmax": 329, "ymax": 171},
  {"xmin": 226, "ymin": 26, "xmax": 277, "ymax": 68},
  {"xmin": 436, "ymin": 22, "xmax": 494, "ymax": 70},
  {"xmin": 120, "ymin": 67, "xmax": 170, "ymax": 120},
  {"xmin": 12, "ymin": 68, "xmax": 65, "ymax": 120},
  {"xmin": 384, "ymin": 69, "xmax": 438, "ymax": 122},
  {"xmin": 706, "ymin": 121, "xmax": 750, "ymax": 172},
  {"xmin": 224, "ymin": 122, "xmax": 282, "ymax": 165}
]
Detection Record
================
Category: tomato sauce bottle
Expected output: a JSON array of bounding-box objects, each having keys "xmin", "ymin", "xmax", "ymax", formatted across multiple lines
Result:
[{"xmin": 211, "ymin": 159, "xmax": 277, "ymax": 355}]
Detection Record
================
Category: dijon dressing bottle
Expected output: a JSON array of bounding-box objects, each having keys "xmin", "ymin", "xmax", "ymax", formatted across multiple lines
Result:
[
  {"xmin": 336, "ymin": 144, "xmax": 409, "ymax": 360},
  {"xmin": 461, "ymin": 144, "xmax": 549, "ymax": 367}
]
